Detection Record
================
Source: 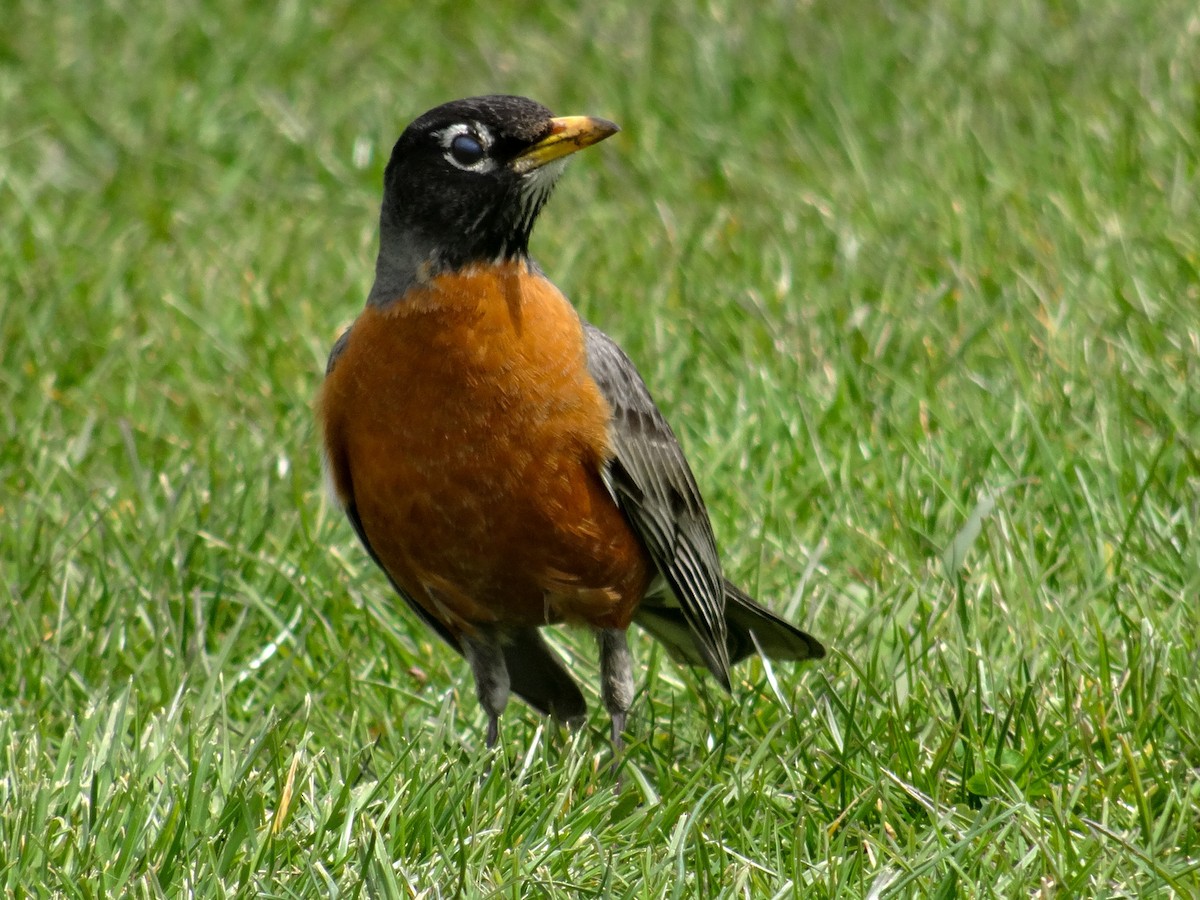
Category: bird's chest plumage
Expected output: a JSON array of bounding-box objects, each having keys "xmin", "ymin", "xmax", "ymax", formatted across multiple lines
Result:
[{"xmin": 319, "ymin": 263, "xmax": 651, "ymax": 632}]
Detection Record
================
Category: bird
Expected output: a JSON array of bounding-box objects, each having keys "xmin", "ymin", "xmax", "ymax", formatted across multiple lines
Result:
[{"xmin": 318, "ymin": 94, "xmax": 824, "ymax": 750}]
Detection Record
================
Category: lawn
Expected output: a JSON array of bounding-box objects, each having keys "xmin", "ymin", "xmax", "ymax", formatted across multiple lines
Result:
[{"xmin": 2, "ymin": 0, "xmax": 1198, "ymax": 895}]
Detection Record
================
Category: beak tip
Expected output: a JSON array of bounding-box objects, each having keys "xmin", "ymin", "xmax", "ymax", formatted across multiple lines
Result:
[
  {"xmin": 547, "ymin": 115, "xmax": 621, "ymax": 142},
  {"xmin": 512, "ymin": 115, "xmax": 620, "ymax": 172}
]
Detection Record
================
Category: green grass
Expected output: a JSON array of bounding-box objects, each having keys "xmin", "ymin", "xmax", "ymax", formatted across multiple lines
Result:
[{"xmin": 2, "ymin": 0, "xmax": 1199, "ymax": 895}]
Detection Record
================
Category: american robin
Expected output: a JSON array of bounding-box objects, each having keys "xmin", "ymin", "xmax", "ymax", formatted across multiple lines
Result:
[{"xmin": 318, "ymin": 95, "xmax": 824, "ymax": 749}]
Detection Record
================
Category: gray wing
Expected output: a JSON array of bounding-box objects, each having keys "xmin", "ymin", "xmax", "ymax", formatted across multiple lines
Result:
[{"xmin": 582, "ymin": 322, "xmax": 733, "ymax": 687}]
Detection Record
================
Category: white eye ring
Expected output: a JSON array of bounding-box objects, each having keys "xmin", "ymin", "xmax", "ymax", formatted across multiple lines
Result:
[{"xmin": 435, "ymin": 122, "xmax": 496, "ymax": 172}]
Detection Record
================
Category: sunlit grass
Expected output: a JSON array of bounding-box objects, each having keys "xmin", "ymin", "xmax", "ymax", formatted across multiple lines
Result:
[{"xmin": 2, "ymin": 0, "xmax": 1198, "ymax": 895}]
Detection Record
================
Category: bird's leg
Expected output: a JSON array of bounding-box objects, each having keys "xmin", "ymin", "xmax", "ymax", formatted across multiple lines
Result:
[
  {"xmin": 597, "ymin": 628, "xmax": 634, "ymax": 752},
  {"xmin": 461, "ymin": 631, "xmax": 510, "ymax": 748}
]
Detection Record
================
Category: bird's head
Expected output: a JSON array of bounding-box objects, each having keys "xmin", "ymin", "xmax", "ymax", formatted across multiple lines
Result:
[{"xmin": 370, "ymin": 95, "xmax": 618, "ymax": 303}]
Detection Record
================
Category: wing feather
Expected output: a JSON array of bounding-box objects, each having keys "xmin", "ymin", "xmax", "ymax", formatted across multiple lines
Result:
[{"xmin": 583, "ymin": 323, "xmax": 732, "ymax": 685}]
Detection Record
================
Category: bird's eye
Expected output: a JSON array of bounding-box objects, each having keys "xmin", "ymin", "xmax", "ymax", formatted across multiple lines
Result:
[{"xmin": 449, "ymin": 133, "xmax": 486, "ymax": 166}]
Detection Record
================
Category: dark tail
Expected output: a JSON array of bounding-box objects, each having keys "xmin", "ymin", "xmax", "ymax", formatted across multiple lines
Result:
[
  {"xmin": 721, "ymin": 581, "xmax": 825, "ymax": 664},
  {"xmin": 502, "ymin": 628, "xmax": 588, "ymax": 725},
  {"xmin": 633, "ymin": 579, "xmax": 825, "ymax": 678}
]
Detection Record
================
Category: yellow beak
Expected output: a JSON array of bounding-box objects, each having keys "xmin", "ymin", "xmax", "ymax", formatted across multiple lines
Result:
[{"xmin": 511, "ymin": 115, "xmax": 620, "ymax": 173}]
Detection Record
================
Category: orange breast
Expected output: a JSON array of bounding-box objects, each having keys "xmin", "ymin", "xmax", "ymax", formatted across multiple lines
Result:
[{"xmin": 318, "ymin": 262, "xmax": 652, "ymax": 636}]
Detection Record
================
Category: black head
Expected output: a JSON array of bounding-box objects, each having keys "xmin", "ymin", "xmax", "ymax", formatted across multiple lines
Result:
[{"xmin": 369, "ymin": 95, "xmax": 618, "ymax": 304}]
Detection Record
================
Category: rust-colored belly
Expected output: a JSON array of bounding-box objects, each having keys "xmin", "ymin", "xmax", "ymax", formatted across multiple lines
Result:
[{"xmin": 318, "ymin": 263, "xmax": 652, "ymax": 636}]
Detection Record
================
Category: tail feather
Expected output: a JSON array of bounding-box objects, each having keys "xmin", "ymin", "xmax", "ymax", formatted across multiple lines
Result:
[
  {"xmin": 722, "ymin": 581, "xmax": 825, "ymax": 663},
  {"xmin": 633, "ymin": 579, "xmax": 824, "ymax": 678},
  {"xmin": 502, "ymin": 628, "xmax": 588, "ymax": 725}
]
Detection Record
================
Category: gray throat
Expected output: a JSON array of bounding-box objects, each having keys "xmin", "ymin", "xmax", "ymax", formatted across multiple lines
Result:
[{"xmin": 366, "ymin": 220, "xmax": 437, "ymax": 307}]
